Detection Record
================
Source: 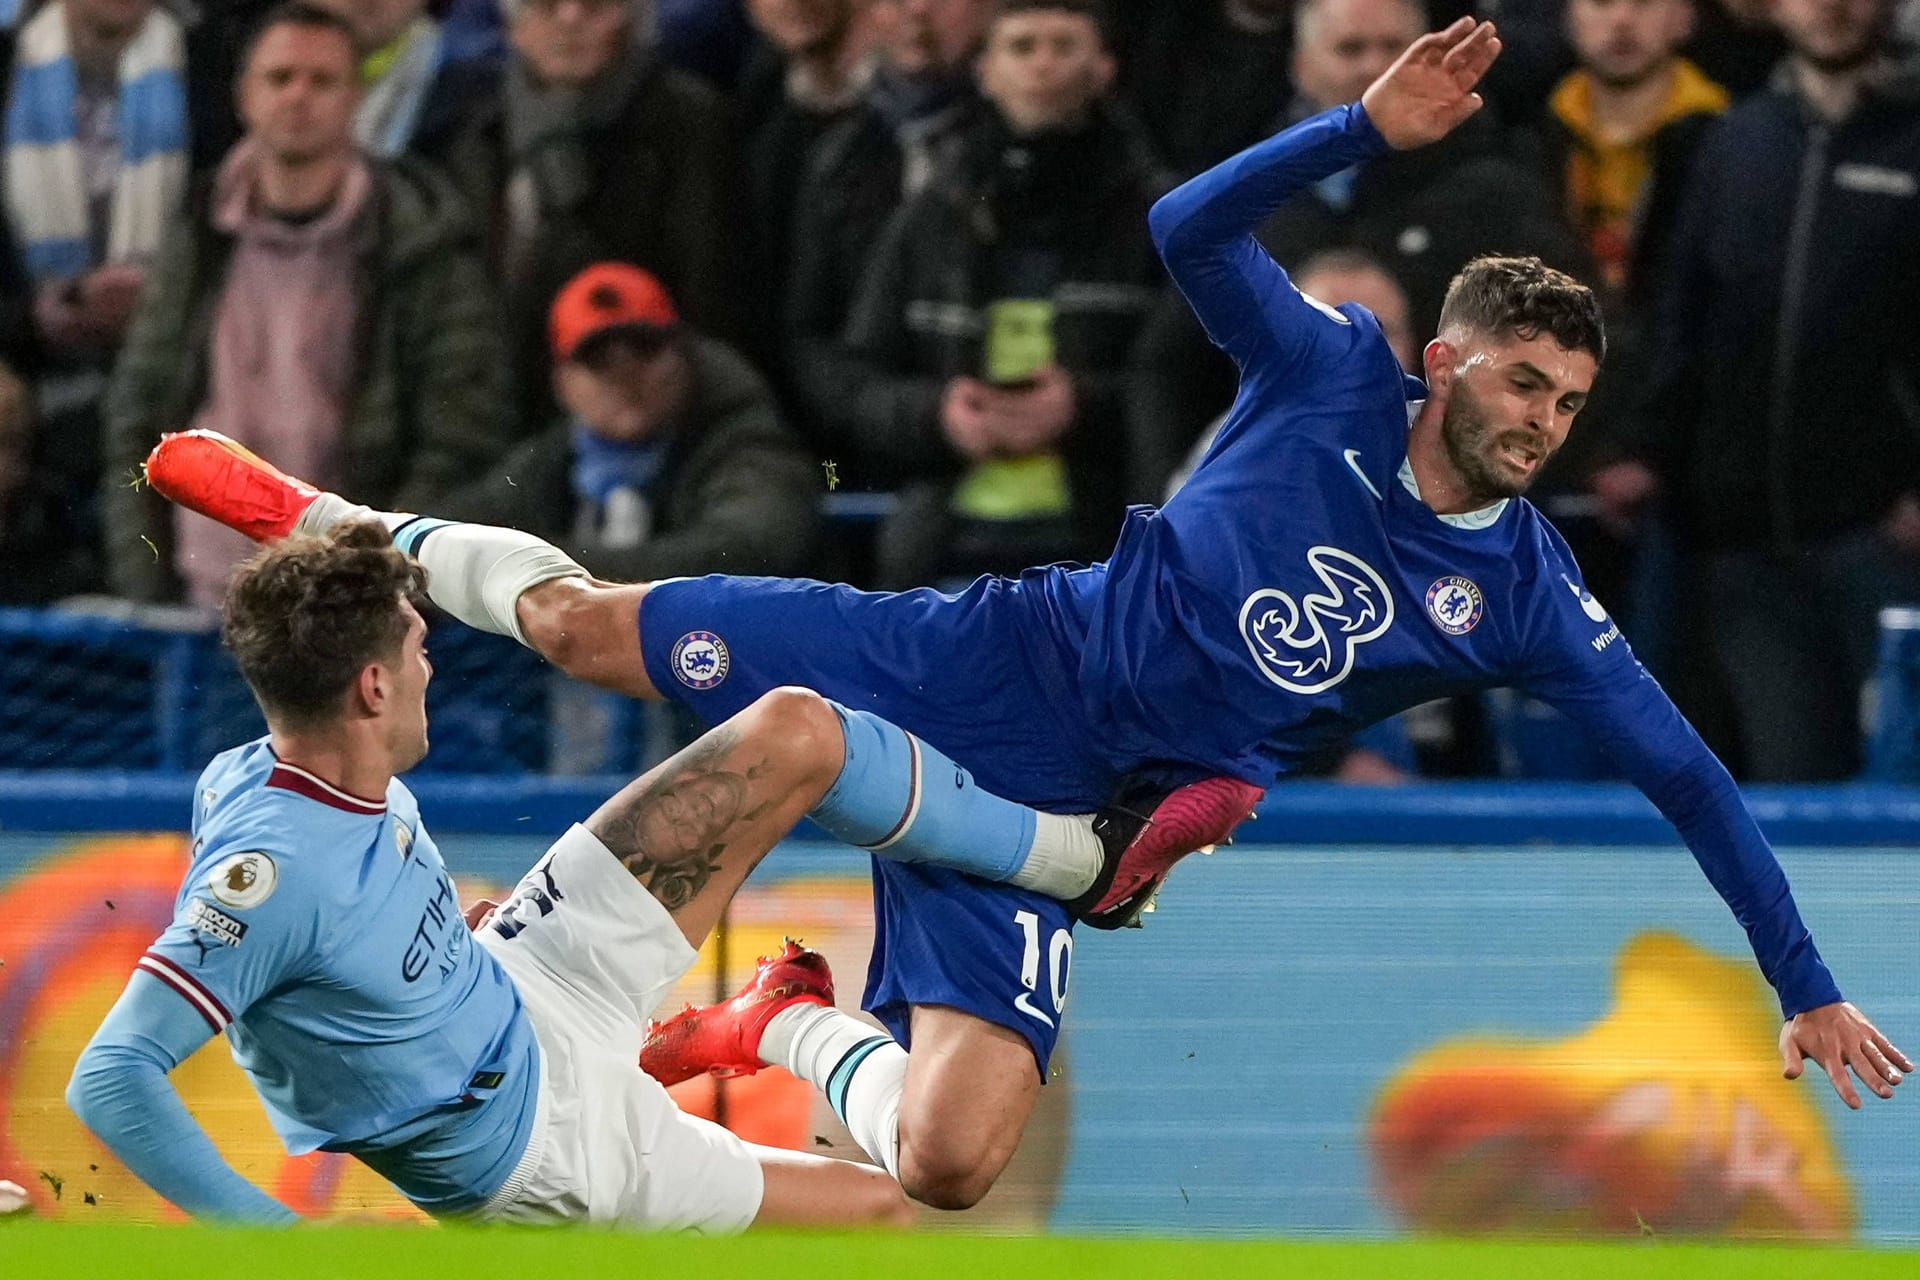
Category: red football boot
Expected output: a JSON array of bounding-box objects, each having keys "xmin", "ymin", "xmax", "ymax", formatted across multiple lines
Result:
[
  {"xmin": 143, "ymin": 429, "xmax": 321, "ymax": 543},
  {"xmin": 639, "ymin": 939, "xmax": 834, "ymax": 1087},
  {"xmin": 1071, "ymin": 776, "xmax": 1266, "ymax": 930}
]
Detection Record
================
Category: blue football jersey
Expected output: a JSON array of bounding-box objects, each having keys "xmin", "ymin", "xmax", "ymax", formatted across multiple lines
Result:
[
  {"xmin": 1030, "ymin": 104, "xmax": 1841, "ymax": 1018},
  {"xmin": 140, "ymin": 739, "xmax": 540, "ymax": 1212}
]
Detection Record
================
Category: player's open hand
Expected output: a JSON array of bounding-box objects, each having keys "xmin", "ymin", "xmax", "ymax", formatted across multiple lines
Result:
[
  {"xmin": 1359, "ymin": 18, "xmax": 1501, "ymax": 151},
  {"xmin": 1779, "ymin": 1001, "xmax": 1912, "ymax": 1109}
]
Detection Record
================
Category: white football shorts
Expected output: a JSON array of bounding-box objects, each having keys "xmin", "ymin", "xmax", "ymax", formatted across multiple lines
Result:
[{"xmin": 474, "ymin": 823, "xmax": 766, "ymax": 1231}]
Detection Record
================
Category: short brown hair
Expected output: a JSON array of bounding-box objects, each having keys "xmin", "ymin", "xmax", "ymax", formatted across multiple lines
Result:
[
  {"xmin": 241, "ymin": 2, "xmax": 359, "ymax": 70},
  {"xmin": 1437, "ymin": 256, "xmax": 1606, "ymax": 364},
  {"xmin": 222, "ymin": 521, "xmax": 426, "ymax": 728}
]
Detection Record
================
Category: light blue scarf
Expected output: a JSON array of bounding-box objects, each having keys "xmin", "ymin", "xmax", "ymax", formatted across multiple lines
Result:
[{"xmin": 4, "ymin": 1, "xmax": 189, "ymax": 280}]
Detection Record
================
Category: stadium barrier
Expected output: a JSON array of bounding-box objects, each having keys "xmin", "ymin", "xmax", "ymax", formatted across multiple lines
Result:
[{"xmin": 0, "ymin": 779, "xmax": 1915, "ymax": 1241}]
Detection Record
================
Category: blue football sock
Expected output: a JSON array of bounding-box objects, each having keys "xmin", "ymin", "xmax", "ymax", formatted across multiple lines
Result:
[{"xmin": 808, "ymin": 704, "xmax": 1036, "ymax": 883}]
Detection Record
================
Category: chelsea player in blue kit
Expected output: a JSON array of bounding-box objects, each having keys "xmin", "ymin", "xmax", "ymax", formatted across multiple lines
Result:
[{"xmin": 144, "ymin": 16, "xmax": 1909, "ymax": 1214}]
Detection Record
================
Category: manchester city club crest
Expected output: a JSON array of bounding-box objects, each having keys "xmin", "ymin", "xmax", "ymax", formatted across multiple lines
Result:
[
  {"xmin": 672, "ymin": 631, "xmax": 730, "ymax": 689},
  {"xmin": 1425, "ymin": 576, "xmax": 1484, "ymax": 636}
]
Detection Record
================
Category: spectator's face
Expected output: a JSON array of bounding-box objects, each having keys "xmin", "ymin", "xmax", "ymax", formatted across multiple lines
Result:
[
  {"xmin": 556, "ymin": 334, "xmax": 695, "ymax": 444},
  {"xmin": 1292, "ymin": 0, "xmax": 1424, "ymax": 110},
  {"xmin": 875, "ymin": 0, "xmax": 990, "ymax": 78},
  {"xmin": 1566, "ymin": 0, "xmax": 1693, "ymax": 87},
  {"xmin": 240, "ymin": 24, "xmax": 361, "ymax": 166},
  {"xmin": 1432, "ymin": 330, "xmax": 1595, "ymax": 501},
  {"xmin": 1774, "ymin": 0, "xmax": 1888, "ymax": 71},
  {"xmin": 512, "ymin": 0, "xmax": 635, "ymax": 88},
  {"xmin": 308, "ymin": 0, "xmax": 430, "ymax": 52},
  {"xmin": 1296, "ymin": 264, "xmax": 1415, "ymax": 369},
  {"xmin": 65, "ymin": 0, "xmax": 152, "ymax": 39},
  {"xmin": 977, "ymin": 11, "xmax": 1114, "ymax": 133},
  {"xmin": 748, "ymin": 0, "xmax": 859, "ymax": 56}
]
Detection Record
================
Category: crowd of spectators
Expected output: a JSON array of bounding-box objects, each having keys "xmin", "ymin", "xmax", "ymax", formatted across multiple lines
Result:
[{"xmin": 0, "ymin": 0, "xmax": 1914, "ymax": 781}]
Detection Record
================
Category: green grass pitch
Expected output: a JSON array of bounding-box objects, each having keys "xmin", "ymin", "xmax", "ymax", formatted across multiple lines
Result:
[{"xmin": 2, "ymin": 1225, "xmax": 1917, "ymax": 1279}]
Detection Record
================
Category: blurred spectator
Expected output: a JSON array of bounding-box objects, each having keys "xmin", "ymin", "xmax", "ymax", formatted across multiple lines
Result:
[
  {"xmin": 2, "ymin": 0, "xmax": 192, "ymax": 561},
  {"xmin": 1643, "ymin": 0, "xmax": 1920, "ymax": 779},
  {"xmin": 783, "ymin": 0, "xmax": 990, "ymax": 441},
  {"xmin": 0, "ymin": 355, "xmax": 93, "ymax": 600},
  {"xmin": 102, "ymin": 2, "xmax": 512, "ymax": 604},
  {"xmin": 1539, "ymin": 0, "xmax": 1726, "ymax": 314},
  {"xmin": 1264, "ymin": 0, "xmax": 1588, "ymax": 334},
  {"xmin": 739, "ymin": 0, "xmax": 879, "ymax": 317},
  {"xmin": 446, "ymin": 0, "xmax": 751, "ymax": 420},
  {"xmin": 1529, "ymin": 0, "xmax": 1723, "ymax": 624},
  {"xmin": 443, "ymin": 261, "xmax": 821, "ymax": 578},
  {"xmin": 1683, "ymin": 0, "xmax": 1788, "ymax": 97},
  {"xmin": 1132, "ymin": 0, "xmax": 1590, "ymax": 496},
  {"xmin": 830, "ymin": 0, "xmax": 1164, "ymax": 586},
  {"xmin": 1116, "ymin": 0, "xmax": 1295, "ymax": 176},
  {"xmin": 307, "ymin": 0, "xmax": 501, "ymax": 159}
]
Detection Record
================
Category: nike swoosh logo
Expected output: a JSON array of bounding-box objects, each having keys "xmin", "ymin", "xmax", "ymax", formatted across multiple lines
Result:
[
  {"xmin": 1014, "ymin": 991, "xmax": 1056, "ymax": 1029},
  {"xmin": 1344, "ymin": 449, "xmax": 1383, "ymax": 501}
]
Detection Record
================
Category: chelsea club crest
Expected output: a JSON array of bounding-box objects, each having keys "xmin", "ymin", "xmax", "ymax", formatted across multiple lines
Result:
[
  {"xmin": 1425, "ymin": 576, "xmax": 1484, "ymax": 636},
  {"xmin": 672, "ymin": 631, "xmax": 731, "ymax": 689}
]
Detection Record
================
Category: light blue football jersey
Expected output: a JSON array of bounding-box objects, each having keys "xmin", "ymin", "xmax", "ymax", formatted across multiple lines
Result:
[{"xmin": 140, "ymin": 738, "xmax": 540, "ymax": 1213}]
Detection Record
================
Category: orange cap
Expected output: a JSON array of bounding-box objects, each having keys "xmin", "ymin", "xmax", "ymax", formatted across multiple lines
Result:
[{"xmin": 550, "ymin": 262, "xmax": 680, "ymax": 362}]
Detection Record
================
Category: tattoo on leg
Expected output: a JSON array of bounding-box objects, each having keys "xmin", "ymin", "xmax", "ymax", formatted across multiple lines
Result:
[{"xmin": 588, "ymin": 727, "xmax": 775, "ymax": 911}]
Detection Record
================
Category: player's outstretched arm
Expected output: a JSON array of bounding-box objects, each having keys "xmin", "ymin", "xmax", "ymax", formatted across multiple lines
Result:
[
  {"xmin": 1148, "ymin": 19, "xmax": 1500, "ymax": 371},
  {"xmin": 1781, "ymin": 1002, "xmax": 1912, "ymax": 1110},
  {"xmin": 1523, "ymin": 608, "xmax": 1912, "ymax": 1108},
  {"xmin": 68, "ymin": 975, "xmax": 300, "ymax": 1222}
]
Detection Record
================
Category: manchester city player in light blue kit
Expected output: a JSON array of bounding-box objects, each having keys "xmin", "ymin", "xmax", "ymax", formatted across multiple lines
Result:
[
  {"xmin": 145, "ymin": 14, "xmax": 1910, "ymax": 1215},
  {"xmin": 67, "ymin": 522, "xmax": 1208, "ymax": 1224}
]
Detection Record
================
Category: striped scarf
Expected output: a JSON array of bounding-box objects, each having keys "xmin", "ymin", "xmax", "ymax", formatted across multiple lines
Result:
[{"xmin": 4, "ymin": 1, "xmax": 188, "ymax": 281}]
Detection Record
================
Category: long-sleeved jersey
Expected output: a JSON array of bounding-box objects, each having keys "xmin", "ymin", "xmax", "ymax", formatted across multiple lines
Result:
[{"xmin": 1032, "ymin": 103, "xmax": 1840, "ymax": 1018}]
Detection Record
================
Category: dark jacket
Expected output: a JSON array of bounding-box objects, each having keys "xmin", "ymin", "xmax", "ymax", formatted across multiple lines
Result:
[
  {"xmin": 829, "ymin": 104, "xmax": 1169, "ymax": 574},
  {"xmin": 443, "ymin": 57, "xmax": 752, "ymax": 416},
  {"xmin": 1116, "ymin": 2, "xmax": 1294, "ymax": 176},
  {"xmin": 102, "ymin": 155, "xmax": 515, "ymax": 601},
  {"xmin": 782, "ymin": 89, "xmax": 978, "ymax": 442},
  {"xmin": 1645, "ymin": 62, "xmax": 1920, "ymax": 552},
  {"xmin": 439, "ymin": 335, "xmax": 821, "ymax": 581}
]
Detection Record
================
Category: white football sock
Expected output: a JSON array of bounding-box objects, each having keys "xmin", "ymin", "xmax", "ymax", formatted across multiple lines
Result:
[
  {"xmin": 388, "ymin": 518, "xmax": 587, "ymax": 646},
  {"xmin": 292, "ymin": 492, "xmax": 398, "ymax": 536},
  {"xmin": 760, "ymin": 1003, "xmax": 906, "ymax": 1178},
  {"xmin": 1008, "ymin": 812, "xmax": 1104, "ymax": 898}
]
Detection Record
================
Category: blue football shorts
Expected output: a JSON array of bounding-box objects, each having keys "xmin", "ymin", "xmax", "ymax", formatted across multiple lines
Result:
[{"xmin": 638, "ymin": 574, "xmax": 1111, "ymax": 1074}]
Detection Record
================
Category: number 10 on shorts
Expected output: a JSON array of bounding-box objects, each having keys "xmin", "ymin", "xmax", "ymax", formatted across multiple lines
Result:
[{"xmin": 1014, "ymin": 910, "xmax": 1072, "ymax": 1029}]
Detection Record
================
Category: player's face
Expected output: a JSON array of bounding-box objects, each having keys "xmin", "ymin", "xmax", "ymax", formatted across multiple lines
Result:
[
  {"xmin": 1566, "ymin": 0, "xmax": 1692, "ymax": 88},
  {"xmin": 1437, "ymin": 331, "xmax": 1595, "ymax": 503},
  {"xmin": 239, "ymin": 24, "xmax": 361, "ymax": 166},
  {"xmin": 977, "ymin": 12, "xmax": 1113, "ymax": 134},
  {"xmin": 384, "ymin": 598, "xmax": 433, "ymax": 772}
]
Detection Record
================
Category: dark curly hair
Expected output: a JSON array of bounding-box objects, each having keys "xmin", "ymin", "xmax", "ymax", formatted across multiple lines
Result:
[
  {"xmin": 1436, "ymin": 255, "xmax": 1606, "ymax": 364},
  {"xmin": 222, "ymin": 521, "xmax": 426, "ymax": 728}
]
